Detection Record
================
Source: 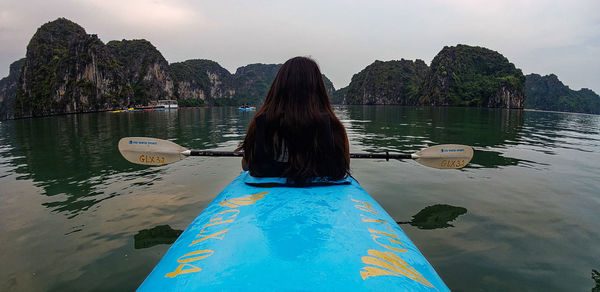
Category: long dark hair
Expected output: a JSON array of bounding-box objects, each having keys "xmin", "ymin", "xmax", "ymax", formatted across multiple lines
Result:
[{"xmin": 238, "ymin": 56, "xmax": 350, "ymax": 181}]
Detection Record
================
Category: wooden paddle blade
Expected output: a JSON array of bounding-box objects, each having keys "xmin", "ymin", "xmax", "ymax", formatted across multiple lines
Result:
[
  {"xmin": 415, "ymin": 144, "xmax": 474, "ymax": 169},
  {"xmin": 118, "ymin": 137, "xmax": 188, "ymax": 166}
]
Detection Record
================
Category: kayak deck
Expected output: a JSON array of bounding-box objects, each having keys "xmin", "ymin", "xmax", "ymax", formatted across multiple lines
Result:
[{"xmin": 138, "ymin": 172, "xmax": 448, "ymax": 291}]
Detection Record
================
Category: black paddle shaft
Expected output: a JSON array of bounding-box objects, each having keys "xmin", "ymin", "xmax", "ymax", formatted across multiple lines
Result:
[
  {"xmin": 188, "ymin": 150, "xmax": 412, "ymax": 161},
  {"xmin": 189, "ymin": 150, "xmax": 244, "ymax": 157},
  {"xmin": 350, "ymin": 152, "xmax": 412, "ymax": 160}
]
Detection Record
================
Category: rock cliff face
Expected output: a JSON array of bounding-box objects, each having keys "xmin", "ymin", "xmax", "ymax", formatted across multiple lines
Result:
[
  {"xmin": 321, "ymin": 75, "xmax": 336, "ymax": 98},
  {"xmin": 231, "ymin": 64, "xmax": 280, "ymax": 105},
  {"xmin": 419, "ymin": 45, "xmax": 525, "ymax": 108},
  {"xmin": 170, "ymin": 62, "xmax": 336, "ymax": 106},
  {"xmin": 170, "ymin": 59, "xmax": 235, "ymax": 106},
  {"xmin": 330, "ymin": 87, "xmax": 347, "ymax": 105},
  {"xmin": 11, "ymin": 18, "xmax": 567, "ymax": 119},
  {"xmin": 106, "ymin": 39, "xmax": 173, "ymax": 105},
  {"xmin": 525, "ymin": 74, "xmax": 600, "ymax": 114},
  {"xmin": 341, "ymin": 59, "xmax": 429, "ymax": 105},
  {"xmin": 14, "ymin": 18, "xmax": 132, "ymax": 118},
  {"xmin": 232, "ymin": 64, "xmax": 336, "ymax": 105},
  {"xmin": 0, "ymin": 58, "xmax": 25, "ymax": 120},
  {"xmin": 169, "ymin": 62, "xmax": 336, "ymax": 106},
  {"xmin": 0, "ymin": 18, "xmax": 341, "ymax": 119}
]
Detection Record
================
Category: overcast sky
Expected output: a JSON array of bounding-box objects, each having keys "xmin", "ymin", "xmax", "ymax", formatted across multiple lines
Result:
[{"xmin": 1, "ymin": 0, "xmax": 599, "ymax": 92}]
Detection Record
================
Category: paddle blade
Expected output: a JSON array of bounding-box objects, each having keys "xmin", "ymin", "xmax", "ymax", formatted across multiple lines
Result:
[
  {"xmin": 118, "ymin": 137, "xmax": 188, "ymax": 166},
  {"xmin": 414, "ymin": 144, "xmax": 473, "ymax": 169}
]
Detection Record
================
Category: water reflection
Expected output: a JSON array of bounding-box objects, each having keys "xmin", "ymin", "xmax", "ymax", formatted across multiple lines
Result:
[
  {"xmin": 338, "ymin": 106, "xmax": 600, "ymax": 169},
  {"xmin": 396, "ymin": 204, "xmax": 467, "ymax": 230},
  {"xmin": 342, "ymin": 106, "xmax": 523, "ymax": 149},
  {"xmin": 520, "ymin": 110, "xmax": 600, "ymax": 154},
  {"xmin": 2, "ymin": 106, "xmax": 598, "ymax": 218},
  {"xmin": 469, "ymin": 150, "xmax": 539, "ymax": 169},
  {"xmin": 1, "ymin": 106, "xmax": 599, "ymax": 291},
  {"xmin": 0, "ymin": 108, "xmax": 254, "ymax": 218},
  {"xmin": 3, "ymin": 106, "xmax": 598, "ymax": 218},
  {"xmin": 593, "ymin": 269, "xmax": 600, "ymax": 292},
  {"xmin": 134, "ymin": 225, "xmax": 183, "ymax": 249},
  {"xmin": 339, "ymin": 106, "xmax": 527, "ymax": 168}
]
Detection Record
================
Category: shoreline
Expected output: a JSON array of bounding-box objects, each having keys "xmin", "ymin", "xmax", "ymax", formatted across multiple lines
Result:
[{"xmin": 3, "ymin": 104, "xmax": 599, "ymax": 121}]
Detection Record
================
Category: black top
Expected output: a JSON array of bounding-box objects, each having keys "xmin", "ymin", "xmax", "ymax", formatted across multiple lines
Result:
[{"xmin": 249, "ymin": 113, "xmax": 334, "ymax": 178}]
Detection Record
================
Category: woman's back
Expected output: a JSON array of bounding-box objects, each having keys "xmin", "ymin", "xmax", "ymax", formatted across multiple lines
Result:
[{"xmin": 239, "ymin": 57, "xmax": 350, "ymax": 182}]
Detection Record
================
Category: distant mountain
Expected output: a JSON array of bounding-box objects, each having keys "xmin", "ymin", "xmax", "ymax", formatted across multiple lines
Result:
[
  {"xmin": 14, "ymin": 18, "xmax": 132, "ymax": 118},
  {"xmin": 170, "ymin": 59, "xmax": 235, "ymax": 106},
  {"xmin": 106, "ymin": 39, "xmax": 174, "ymax": 105},
  {"xmin": 525, "ymin": 74, "xmax": 600, "ymax": 114},
  {"xmin": 230, "ymin": 63, "xmax": 280, "ymax": 106},
  {"xmin": 333, "ymin": 45, "xmax": 526, "ymax": 109},
  {"xmin": 0, "ymin": 18, "xmax": 337, "ymax": 119},
  {"xmin": 419, "ymin": 44, "xmax": 525, "ymax": 108},
  {"xmin": 0, "ymin": 58, "xmax": 25, "ymax": 120},
  {"xmin": 3, "ymin": 18, "xmax": 597, "ymax": 119},
  {"xmin": 170, "ymin": 62, "xmax": 335, "ymax": 106},
  {"xmin": 340, "ymin": 59, "xmax": 429, "ymax": 105},
  {"xmin": 321, "ymin": 74, "xmax": 336, "ymax": 98},
  {"xmin": 230, "ymin": 64, "xmax": 335, "ymax": 106},
  {"xmin": 330, "ymin": 86, "xmax": 347, "ymax": 105}
]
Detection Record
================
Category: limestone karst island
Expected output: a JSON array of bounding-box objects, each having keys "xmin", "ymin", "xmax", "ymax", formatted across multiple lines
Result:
[{"xmin": 1, "ymin": 18, "xmax": 599, "ymax": 120}]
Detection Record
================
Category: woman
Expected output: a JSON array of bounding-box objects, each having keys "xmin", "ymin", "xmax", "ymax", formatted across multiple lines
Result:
[{"xmin": 238, "ymin": 57, "xmax": 350, "ymax": 183}]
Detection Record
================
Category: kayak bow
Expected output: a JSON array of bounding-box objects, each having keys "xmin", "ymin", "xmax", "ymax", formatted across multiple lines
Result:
[{"xmin": 137, "ymin": 173, "xmax": 449, "ymax": 291}]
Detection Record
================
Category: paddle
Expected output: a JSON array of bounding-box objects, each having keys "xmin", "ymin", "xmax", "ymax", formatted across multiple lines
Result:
[{"xmin": 118, "ymin": 137, "xmax": 473, "ymax": 169}]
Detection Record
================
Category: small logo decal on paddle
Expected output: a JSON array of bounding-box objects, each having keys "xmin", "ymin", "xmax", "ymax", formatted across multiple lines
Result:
[
  {"xmin": 129, "ymin": 140, "xmax": 158, "ymax": 145},
  {"xmin": 440, "ymin": 148, "xmax": 464, "ymax": 153}
]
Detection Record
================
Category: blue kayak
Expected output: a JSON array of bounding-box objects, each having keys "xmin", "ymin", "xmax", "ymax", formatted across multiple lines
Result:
[
  {"xmin": 238, "ymin": 106, "xmax": 256, "ymax": 111},
  {"xmin": 138, "ymin": 172, "xmax": 449, "ymax": 291}
]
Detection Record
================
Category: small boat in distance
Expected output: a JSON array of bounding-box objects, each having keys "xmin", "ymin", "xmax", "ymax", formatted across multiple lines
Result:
[
  {"xmin": 155, "ymin": 100, "xmax": 178, "ymax": 110},
  {"xmin": 111, "ymin": 100, "xmax": 179, "ymax": 113},
  {"xmin": 238, "ymin": 105, "xmax": 256, "ymax": 111},
  {"xmin": 110, "ymin": 107, "xmax": 138, "ymax": 113}
]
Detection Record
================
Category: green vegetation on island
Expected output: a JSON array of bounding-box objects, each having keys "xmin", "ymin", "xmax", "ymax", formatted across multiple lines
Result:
[
  {"xmin": 342, "ymin": 59, "xmax": 428, "ymax": 105},
  {"xmin": 13, "ymin": 18, "xmax": 131, "ymax": 118},
  {"xmin": 525, "ymin": 74, "xmax": 600, "ymax": 114},
  {"xmin": 1, "ymin": 18, "xmax": 599, "ymax": 119},
  {"xmin": 107, "ymin": 39, "xmax": 173, "ymax": 105},
  {"xmin": 419, "ymin": 45, "xmax": 525, "ymax": 108},
  {"xmin": 336, "ymin": 45, "xmax": 526, "ymax": 109},
  {"xmin": 170, "ymin": 59, "xmax": 234, "ymax": 106},
  {"xmin": 593, "ymin": 269, "xmax": 600, "ymax": 292},
  {"xmin": 0, "ymin": 58, "xmax": 25, "ymax": 120},
  {"xmin": 0, "ymin": 18, "xmax": 337, "ymax": 119},
  {"xmin": 171, "ymin": 61, "xmax": 336, "ymax": 106},
  {"xmin": 230, "ymin": 63, "xmax": 280, "ymax": 106}
]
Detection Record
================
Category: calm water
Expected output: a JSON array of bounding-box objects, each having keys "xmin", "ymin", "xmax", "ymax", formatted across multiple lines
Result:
[{"xmin": 0, "ymin": 106, "xmax": 599, "ymax": 291}]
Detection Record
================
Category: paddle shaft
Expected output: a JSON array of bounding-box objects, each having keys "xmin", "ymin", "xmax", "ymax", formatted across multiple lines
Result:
[{"xmin": 187, "ymin": 150, "xmax": 412, "ymax": 160}]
